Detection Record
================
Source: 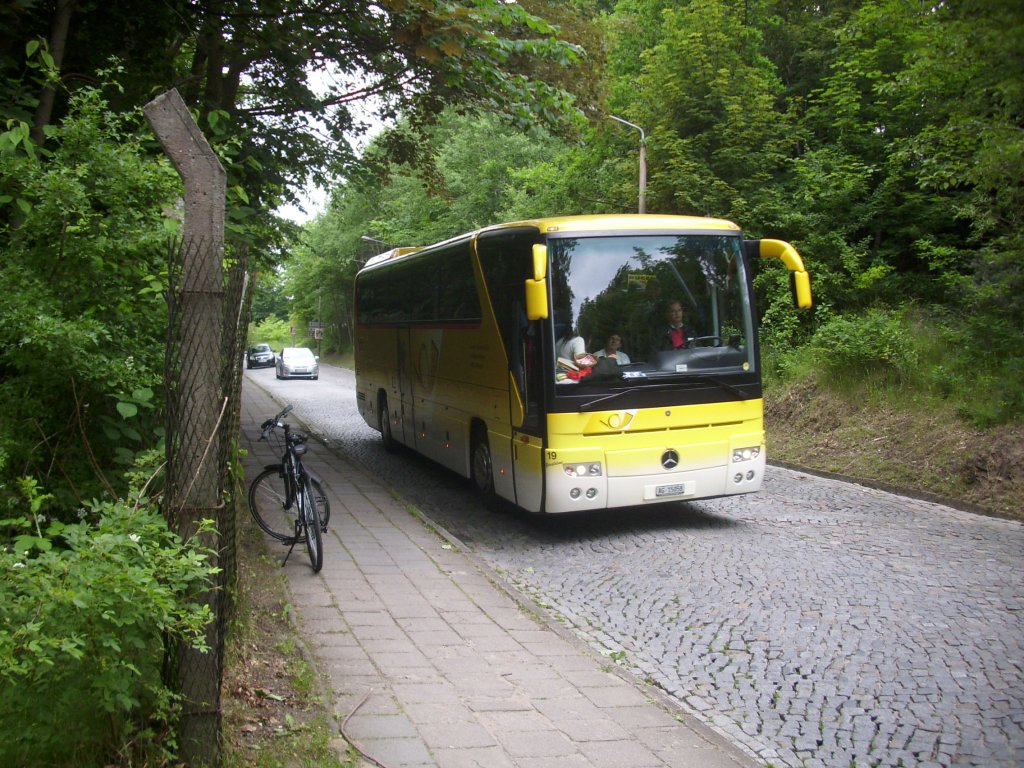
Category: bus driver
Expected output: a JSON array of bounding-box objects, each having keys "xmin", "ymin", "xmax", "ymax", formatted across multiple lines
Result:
[{"xmin": 658, "ymin": 300, "xmax": 691, "ymax": 351}]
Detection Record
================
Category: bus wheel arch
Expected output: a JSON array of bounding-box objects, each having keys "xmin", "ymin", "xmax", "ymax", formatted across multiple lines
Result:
[
  {"xmin": 378, "ymin": 390, "xmax": 398, "ymax": 453},
  {"xmin": 470, "ymin": 420, "xmax": 495, "ymax": 498}
]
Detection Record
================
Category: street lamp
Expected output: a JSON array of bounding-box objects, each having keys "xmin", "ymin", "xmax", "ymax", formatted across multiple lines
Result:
[
  {"xmin": 610, "ymin": 115, "xmax": 647, "ymax": 214},
  {"xmin": 360, "ymin": 234, "xmax": 391, "ymax": 263}
]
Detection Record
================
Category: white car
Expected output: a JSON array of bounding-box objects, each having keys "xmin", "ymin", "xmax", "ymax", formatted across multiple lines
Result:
[{"xmin": 276, "ymin": 347, "xmax": 319, "ymax": 380}]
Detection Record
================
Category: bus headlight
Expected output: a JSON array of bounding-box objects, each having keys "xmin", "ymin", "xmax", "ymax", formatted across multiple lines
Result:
[
  {"xmin": 732, "ymin": 446, "xmax": 761, "ymax": 462},
  {"xmin": 564, "ymin": 462, "xmax": 602, "ymax": 477}
]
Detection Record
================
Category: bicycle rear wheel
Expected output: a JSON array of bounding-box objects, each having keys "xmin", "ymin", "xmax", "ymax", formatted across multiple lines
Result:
[
  {"xmin": 299, "ymin": 476, "xmax": 323, "ymax": 573},
  {"xmin": 249, "ymin": 466, "xmax": 298, "ymax": 543}
]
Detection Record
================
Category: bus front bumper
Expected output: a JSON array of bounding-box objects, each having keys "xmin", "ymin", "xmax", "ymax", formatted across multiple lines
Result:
[{"xmin": 543, "ymin": 454, "xmax": 766, "ymax": 513}]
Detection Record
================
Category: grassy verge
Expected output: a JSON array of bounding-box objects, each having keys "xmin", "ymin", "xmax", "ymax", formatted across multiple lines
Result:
[
  {"xmin": 764, "ymin": 373, "xmax": 1023, "ymax": 521},
  {"xmin": 221, "ymin": 517, "xmax": 360, "ymax": 768},
  {"xmin": 762, "ymin": 306, "xmax": 1022, "ymax": 521},
  {"xmin": 319, "ymin": 350, "xmax": 354, "ymax": 369}
]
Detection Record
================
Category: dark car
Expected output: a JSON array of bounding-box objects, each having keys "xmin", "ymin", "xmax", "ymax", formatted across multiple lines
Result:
[{"xmin": 246, "ymin": 343, "xmax": 276, "ymax": 369}]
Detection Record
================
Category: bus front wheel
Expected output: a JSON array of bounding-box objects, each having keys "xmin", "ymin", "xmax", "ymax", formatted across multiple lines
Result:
[{"xmin": 470, "ymin": 426, "xmax": 495, "ymax": 500}]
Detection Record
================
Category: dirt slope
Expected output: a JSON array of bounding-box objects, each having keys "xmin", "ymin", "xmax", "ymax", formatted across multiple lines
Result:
[{"xmin": 764, "ymin": 378, "xmax": 1022, "ymax": 521}]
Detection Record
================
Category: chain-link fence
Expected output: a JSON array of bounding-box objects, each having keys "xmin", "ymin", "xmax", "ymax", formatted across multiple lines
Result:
[
  {"xmin": 143, "ymin": 88, "xmax": 254, "ymax": 765},
  {"xmin": 163, "ymin": 236, "xmax": 250, "ymax": 765}
]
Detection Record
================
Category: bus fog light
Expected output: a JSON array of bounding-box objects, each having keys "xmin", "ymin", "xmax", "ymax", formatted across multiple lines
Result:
[
  {"xmin": 733, "ymin": 473, "xmax": 743, "ymax": 484},
  {"xmin": 746, "ymin": 470, "xmax": 755, "ymax": 481},
  {"xmin": 732, "ymin": 446, "xmax": 761, "ymax": 463},
  {"xmin": 569, "ymin": 488, "xmax": 581, "ymax": 499},
  {"xmin": 586, "ymin": 488, "xmax": 598, "ymax": 499},
  {"xmin": 564, "ymin": 462, "xmax": 603, "ymax": 478}
]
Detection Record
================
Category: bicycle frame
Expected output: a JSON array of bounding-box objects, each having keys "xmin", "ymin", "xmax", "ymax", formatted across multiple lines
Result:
[{"xmin": 252, "ymin": 404, "xmax": 323, "ymax": 572}]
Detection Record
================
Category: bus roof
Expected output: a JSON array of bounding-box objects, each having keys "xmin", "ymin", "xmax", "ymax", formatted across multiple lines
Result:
[
  {"xmin": 359, "ymin": 214, "xmax": 742, "ymax": 271},
  {"xmin": 361, "ymin": 245, "xmax": 423, "ymax": 268},
  {"xmin": 483, "ymin": 213, "xmax": 741, "ymax": 236}
]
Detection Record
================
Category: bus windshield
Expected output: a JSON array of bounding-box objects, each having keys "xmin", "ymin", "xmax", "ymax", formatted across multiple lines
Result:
[{"xmin": 549, "ymin": 234, "xmax": 755, "ymax": 388}]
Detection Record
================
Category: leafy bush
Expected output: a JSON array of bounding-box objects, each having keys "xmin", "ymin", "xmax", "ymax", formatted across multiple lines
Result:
[
  {"xmin": 809, "ymin": 308, "xmax": 919, "ymax": 383},
  {"xmin": 0, "ymin": 482, "xmax": 217, "ymax": 767},
  {"xmin": 949, "ymin": 357, "xmax": 1024, "ymax": 427},
  {"xmin": 248, "ymin": 314, "xmax": 293, "ymax": 351},
  {"xmin": 767, "ymin": 303, "xmax": 1021, "ymax": 428},
  {"xmin": 0, "ymin": 86, "xmax": 178, "ymax": 514}
]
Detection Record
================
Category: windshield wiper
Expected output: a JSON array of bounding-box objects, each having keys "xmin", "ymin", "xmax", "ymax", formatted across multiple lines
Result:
[
  {"xmin": 576, "ymin": 376, "xmax": 747, "ymax": 412},
  {"xmin": 577, "ymin": 384, "xmax": 680, "ymax": 412},
  {"xmin": 688, "ymin": 374, "xmax": 747, "ymax": 400}
]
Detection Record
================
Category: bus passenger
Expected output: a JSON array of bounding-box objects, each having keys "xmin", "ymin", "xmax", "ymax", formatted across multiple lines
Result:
[
  {"xmin": 557, "ymin": 332, "xmax": 586, "ymax": 362},
  {"xmin": 595, "ymin": 333, "xmax": 631, "ymax": 365},
  {"xmin": 555, "ymin": 311, "xmax": 586, "ymax": 362}
]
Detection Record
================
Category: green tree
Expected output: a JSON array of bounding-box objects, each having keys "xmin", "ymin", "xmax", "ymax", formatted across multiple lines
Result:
[
  {"xmin": 885, "ymin": 0, "xmax": 1024, "ymax": 358},
  {"xmin": 635, "ymin": 0, "xmax": 791, "ymax": 218},
  {"xmin": 0, "ymin": 0, "xmax": 598, "ymax": 507},
  {"xmin": 0, "ymin": 88, "xmax": 178, "ymax": 511},
  {"xmin": 250, "ymin": 265, "xmax": 289, "ymax": 325},
  {"xmin": 285, "ymin": 180, "xmax": 394, "ymax": 355},
  {"xmin": 2, "ymin": 1, "xmax": 586, "ymax": 225}
]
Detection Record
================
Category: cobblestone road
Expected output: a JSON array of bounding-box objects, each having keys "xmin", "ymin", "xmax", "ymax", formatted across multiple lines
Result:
[{"xmin": 248, "ymin": 365, "xmax": 1024, "ymax": 767}]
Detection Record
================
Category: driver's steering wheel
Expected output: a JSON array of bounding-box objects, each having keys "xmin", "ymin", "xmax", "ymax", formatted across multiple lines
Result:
[{"xmin": 685, "ymin": 336, "xmax": 722, "ymax": 349}]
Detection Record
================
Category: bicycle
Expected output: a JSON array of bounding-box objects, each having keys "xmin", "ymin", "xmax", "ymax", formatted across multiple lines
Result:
[{"xmin": 248, "ymin": 404, "xmax": 330, "ymax": 573}]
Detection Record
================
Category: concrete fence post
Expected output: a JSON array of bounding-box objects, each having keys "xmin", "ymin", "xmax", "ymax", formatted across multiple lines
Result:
[{"xmin": 143, "ymin": 88, "xmax": 226, "ymax": 767}]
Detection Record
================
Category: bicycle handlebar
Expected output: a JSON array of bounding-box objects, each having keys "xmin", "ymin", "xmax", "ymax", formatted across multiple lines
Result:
[{"xmin": 259, "ymin": 403, "xmax": 295, "ymax": 440}]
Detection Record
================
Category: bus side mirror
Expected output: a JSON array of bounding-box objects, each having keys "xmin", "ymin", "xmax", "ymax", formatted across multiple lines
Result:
[
  {"xmin": 790, "ymin": 270, "xmax": 812, "ymax": 310},
  {"xmin": 525, "ymin": 278, "xmax": 548, "ymax": 320},
  {"xmin": 531, "ymin": 243, "xmax": 547, "ymax": 282},
  {"xmin": 525, "ymin": 243, "xmax": 549, "ymax": 319},
  {"xmin": 748, "ymin": 238, "xmax": 813, "ymax": 309}
]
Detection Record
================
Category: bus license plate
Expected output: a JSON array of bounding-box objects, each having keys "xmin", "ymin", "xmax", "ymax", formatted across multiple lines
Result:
[{"xmin": 655, "ymin": 483, "xmax": 687, "ymax": 498}]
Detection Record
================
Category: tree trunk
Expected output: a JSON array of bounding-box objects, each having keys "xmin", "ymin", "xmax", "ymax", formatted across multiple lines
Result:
[{"xmin": 31, "ymin": 0, "xmax": 76, "ymax": 147}]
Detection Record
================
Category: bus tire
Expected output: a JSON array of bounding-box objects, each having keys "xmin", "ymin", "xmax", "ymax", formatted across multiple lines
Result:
[
  {"xmin": 378, "ymin": 392, "xmax": 398, "ymax": 453},
  {"xmin": 470, "ymin": 425, "xmax": 496, "ymax": 502}
]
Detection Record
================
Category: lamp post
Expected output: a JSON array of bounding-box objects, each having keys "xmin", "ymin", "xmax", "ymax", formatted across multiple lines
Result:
[
  {"xmin": 610, "ymin": 115, "xmax": 647, "ymax": 214},
  {"xmin": 360, "ymin": 234, "xmax": 390, "ymax": 262}
]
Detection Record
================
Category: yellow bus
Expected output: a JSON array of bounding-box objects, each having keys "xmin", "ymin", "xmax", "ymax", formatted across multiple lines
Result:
[{"xmin": 353, "ymin": 214, "xmax": 811, "ymax": 514}]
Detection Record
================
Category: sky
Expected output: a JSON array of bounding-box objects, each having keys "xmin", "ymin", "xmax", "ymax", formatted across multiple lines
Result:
[{"xmin": 277, "ymin": 184, "xmax": 329, "ymax": 224}]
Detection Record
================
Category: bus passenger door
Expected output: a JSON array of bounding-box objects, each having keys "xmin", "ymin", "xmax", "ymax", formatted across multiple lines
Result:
[
  {"xmin": 510, "ymin": 321, "xmax": 545, "ymax": 513},
  {"xmin": 512, "ymin": 430, "xmax": 544, "ymax": 513},
  {"xmin": 397, "ymin": 329, "xmax": 416, "ymax": 446},
  {"xmin": 473, "ymin": 228, "xmax": 547, "ymax": 512}
]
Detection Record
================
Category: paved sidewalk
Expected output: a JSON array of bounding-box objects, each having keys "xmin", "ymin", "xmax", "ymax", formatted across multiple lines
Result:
[{"xmin": 240, "ymin": 382, "xmax": 758, "ymax": 768}]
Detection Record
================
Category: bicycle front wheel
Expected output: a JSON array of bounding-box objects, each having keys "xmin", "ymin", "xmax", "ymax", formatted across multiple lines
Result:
[
  {"xmin": 249, "ymin": 466, "xmax": 298, "ymax": 543},
  {"xmin": 311, "ymin": 477, "xmax": 330, "ymax": 532},
  {"xmin": 299, "ymin": 477, "xmax": 323, "ymax": 573}
]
